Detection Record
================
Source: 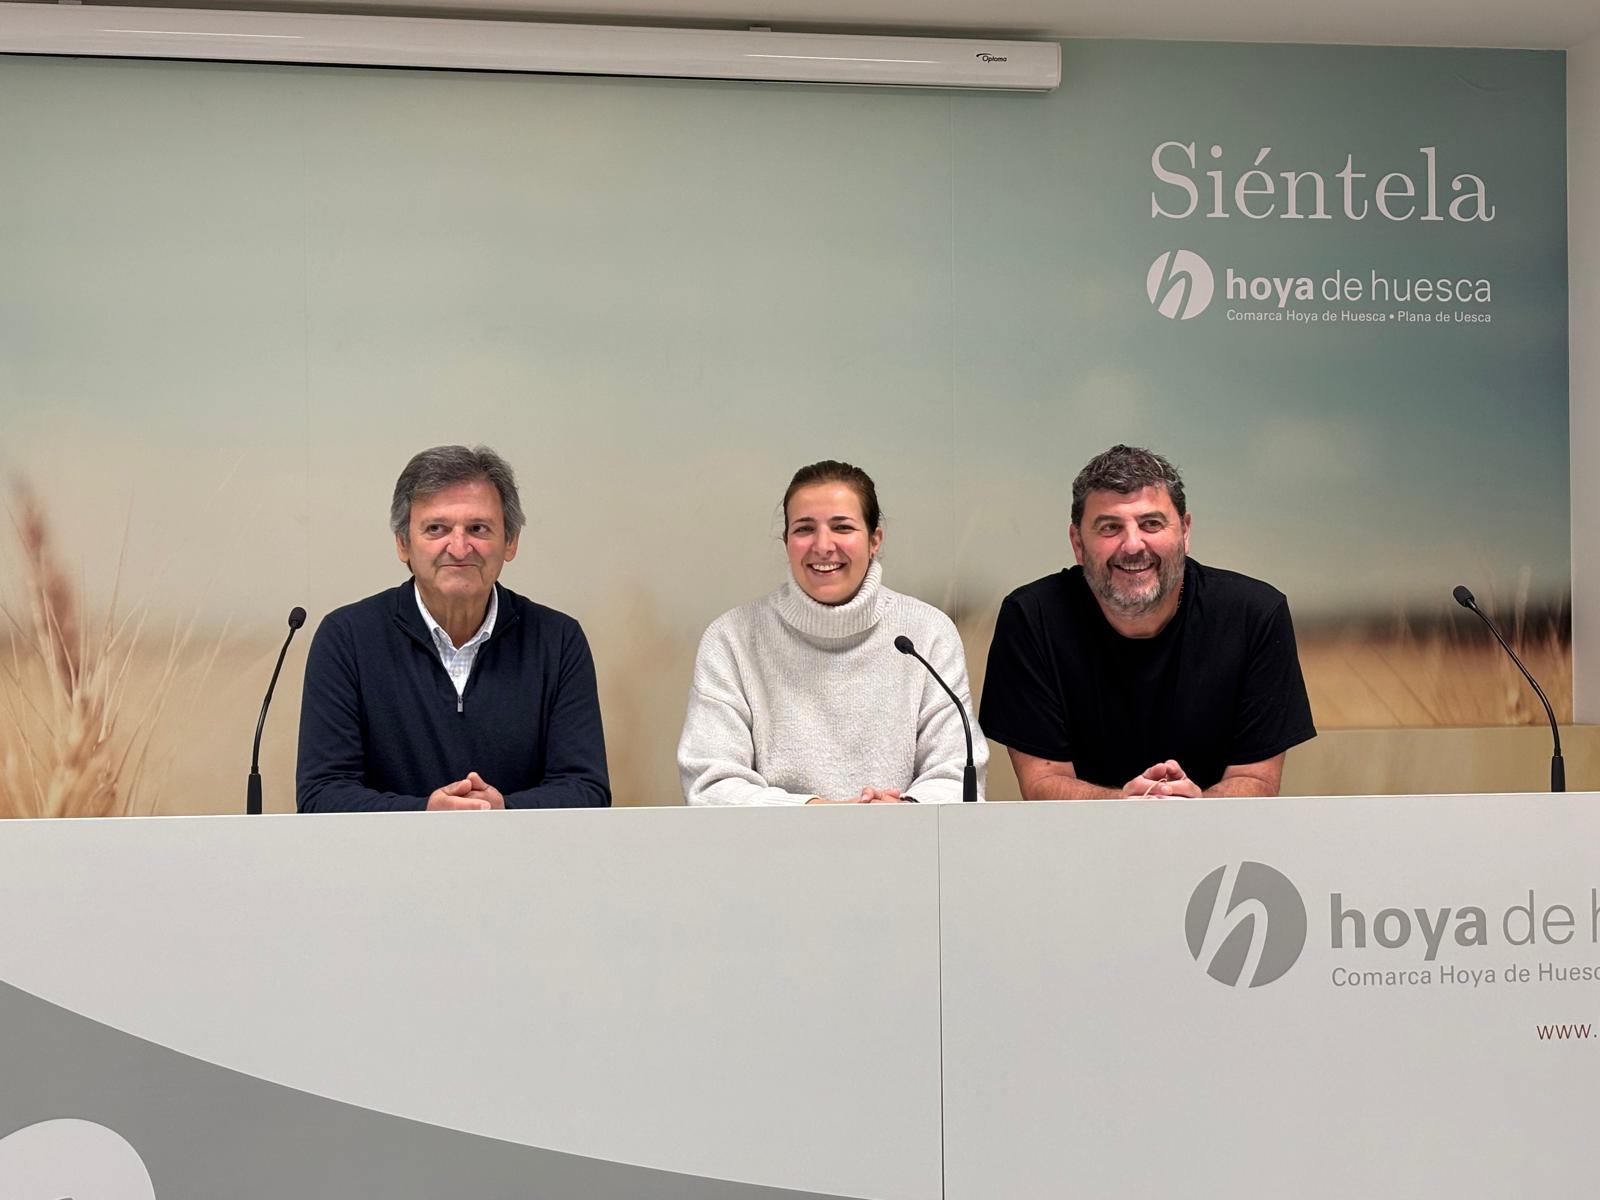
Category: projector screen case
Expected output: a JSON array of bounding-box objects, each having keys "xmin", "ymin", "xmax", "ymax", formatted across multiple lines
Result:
[{"xmin": 0, "ymin": 4, "xmax": 1062, "ymax": 90}]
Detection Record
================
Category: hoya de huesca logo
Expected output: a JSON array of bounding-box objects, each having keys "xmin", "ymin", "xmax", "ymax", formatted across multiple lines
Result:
[
  {"xmin": 1186, "ymin": 861, "xmax": 1307, "ymax": 988},
  {"xmin": 1147, "ymin": 249, "xmax": 1214, "ymax": 320}
]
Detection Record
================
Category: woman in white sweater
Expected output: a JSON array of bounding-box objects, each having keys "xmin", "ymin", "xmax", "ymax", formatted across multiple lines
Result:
[{"xmin": 678, "ymin": 460, "xmax": 987, "ymax": 805}]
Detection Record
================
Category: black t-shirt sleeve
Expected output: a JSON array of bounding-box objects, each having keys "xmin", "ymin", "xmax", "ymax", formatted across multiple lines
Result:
[
  {"xmin": 980, "ymin": 590, "xmax": 1074, "ymax": 763},
  {"xmin": 1227, "ymin": 595, "xmax": 1317, "ymax": 765}
]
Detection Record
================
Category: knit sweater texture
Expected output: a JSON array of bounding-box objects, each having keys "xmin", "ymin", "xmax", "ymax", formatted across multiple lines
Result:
[{"xmin": 678, "ymin": 561, "xmax": 986, "ymax": 805}]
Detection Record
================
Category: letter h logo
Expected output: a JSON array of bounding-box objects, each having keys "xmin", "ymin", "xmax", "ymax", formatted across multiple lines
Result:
[
  {"xmin": 1146, "ymin": 249, "xmax": 1215, "ymax": 320},
  {"xmin": 1185, "ymin": 861, "xmax": 1307, "ymax": 987}
]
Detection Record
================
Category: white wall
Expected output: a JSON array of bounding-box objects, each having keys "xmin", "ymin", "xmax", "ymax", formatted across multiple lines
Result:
[{"xmin": 1572, "ymin": 31, "xmax": 1600, "ymax": 720}]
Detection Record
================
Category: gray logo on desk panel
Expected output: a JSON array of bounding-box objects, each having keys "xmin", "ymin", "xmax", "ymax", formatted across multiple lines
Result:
[
  {"xmin": 0, "ymin": 980, "xmax": 863, "ymax": 1200},
  {"xmin": 1185, "ymin": 861, "xmax": 1306, "ymax": 987}
]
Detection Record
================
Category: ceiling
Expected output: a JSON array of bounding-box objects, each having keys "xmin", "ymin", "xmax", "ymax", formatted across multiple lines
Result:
[{"xmin": 57, "ymin": 0, "xmax": 1600, "ymax": 50}]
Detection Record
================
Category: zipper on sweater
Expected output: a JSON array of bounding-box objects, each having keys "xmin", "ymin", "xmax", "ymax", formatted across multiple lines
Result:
[{"xmin": 457, "ymin": 647, "xmax": 489, "ymax": 716}]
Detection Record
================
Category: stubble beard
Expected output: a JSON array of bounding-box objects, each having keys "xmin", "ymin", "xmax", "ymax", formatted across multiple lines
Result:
[{"xmin": 1088, "ymin": 551, "xmax": 1185, "ymax": 618}]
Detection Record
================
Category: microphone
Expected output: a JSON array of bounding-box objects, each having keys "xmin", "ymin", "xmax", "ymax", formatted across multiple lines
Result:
[
  {"xmin": 248, "ymin": 606, "xmax": 307, "ymax": 815},
  {"xmin": 894, "ymin": 635, "xmax": 977, "ymax": 803},
  {"xmin": 1451, "ymin": 585, "xmax": 1564, "ymax": 792}
]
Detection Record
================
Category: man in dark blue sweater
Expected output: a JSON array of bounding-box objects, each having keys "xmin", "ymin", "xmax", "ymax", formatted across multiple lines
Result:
[{"xmin": 296, "ymin": 446, "xmax": 610, "ymax": 812}]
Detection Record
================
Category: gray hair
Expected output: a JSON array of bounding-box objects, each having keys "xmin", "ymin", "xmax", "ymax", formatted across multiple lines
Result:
[
  {"xmin": 1070, "ymin": 444, "xmax": 1186, "ymax": 526},
  {"xmin": 389, "ymin": 445, "xmax": 526, "ymax": 544}
]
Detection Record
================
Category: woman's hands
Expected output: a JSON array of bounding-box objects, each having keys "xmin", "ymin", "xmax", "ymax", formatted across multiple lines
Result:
[{"xmin": 806, "ymin": 787, "xmax": 910, "ymax": 804}]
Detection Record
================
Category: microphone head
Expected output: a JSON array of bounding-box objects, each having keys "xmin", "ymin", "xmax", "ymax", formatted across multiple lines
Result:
[
  {"xmin": 893, "ymin": 635, "xmax": 915, "ymax": 655},
  {"xmin": 1451, "ymin": 585, "xmax": 1476, "ymax": 610},
  {"xmin": 288, "ymin": 606, "xmax": 307, "ymax": 630}
]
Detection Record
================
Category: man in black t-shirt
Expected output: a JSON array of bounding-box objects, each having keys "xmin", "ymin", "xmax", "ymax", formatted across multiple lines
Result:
[{"xmin": 980, "ymin": 445, "xmax": 1315, "ymax": 799}]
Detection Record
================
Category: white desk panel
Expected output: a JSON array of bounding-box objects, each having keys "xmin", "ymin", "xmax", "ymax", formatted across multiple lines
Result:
[
  {"xmin": 0, "ymin": 806, "xmax": 942, "ymax": 1199},
  {"xmin": 938, "ymin": 794, "xmax": 1600, "ymax": 1199}
]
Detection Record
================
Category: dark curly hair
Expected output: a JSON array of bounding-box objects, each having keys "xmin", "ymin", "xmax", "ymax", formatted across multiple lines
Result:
[{"xmin": 1070, "ymin": 445, "xmax": 1185, "ymax": 526}]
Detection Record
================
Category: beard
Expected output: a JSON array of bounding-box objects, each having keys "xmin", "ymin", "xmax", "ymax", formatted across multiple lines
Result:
[{"xmin": 1085, "ymin": 549, "xmax": 1185, "ymax": 618}]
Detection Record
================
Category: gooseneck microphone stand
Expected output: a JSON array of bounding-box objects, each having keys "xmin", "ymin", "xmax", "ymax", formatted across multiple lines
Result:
[
  {"xmin": 894, "ymin": 635, "xmax": 978, "ymax": 802},
  {"xmin": 248, "ymin": 606, "xmax": 307, "ymax": 814},
  {"xmin": 1451, "ymin": 585, "xmax": 1564, "ymax": 793}
]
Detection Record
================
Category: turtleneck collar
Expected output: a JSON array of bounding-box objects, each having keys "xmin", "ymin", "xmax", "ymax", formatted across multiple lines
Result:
[{"xmin": 773, "ymin": 558, "xmax": 885, "ymax": 642}]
